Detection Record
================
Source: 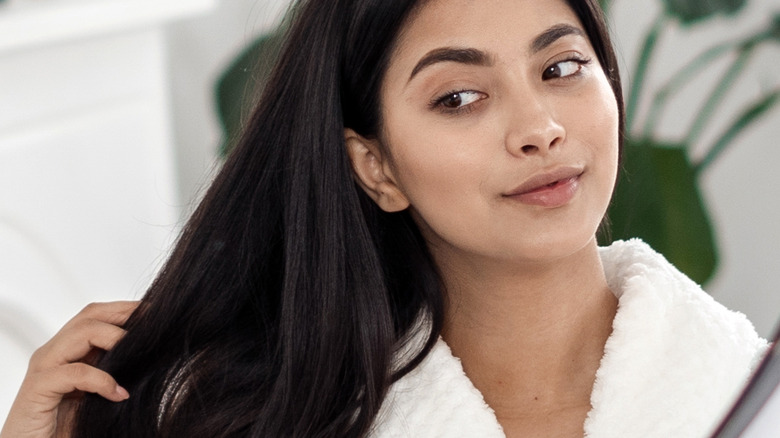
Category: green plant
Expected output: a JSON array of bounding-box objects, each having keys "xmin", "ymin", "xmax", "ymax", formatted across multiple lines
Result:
[
  {"xmin": 598, "ymin": 0, "xmax": 780, "ymax": 284},
  {"xmin": 215, "ymin": 1, "xmax": 780, "ymax": 285},
  {"xmin": 215, "ymin": 25, "xmax": 287, "ymax": 157}
]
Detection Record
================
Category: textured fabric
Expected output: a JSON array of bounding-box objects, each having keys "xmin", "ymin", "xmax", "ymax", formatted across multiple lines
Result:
[{"xmin": 370, "ymin": 239, "xmax": 768, "ymax": 438}]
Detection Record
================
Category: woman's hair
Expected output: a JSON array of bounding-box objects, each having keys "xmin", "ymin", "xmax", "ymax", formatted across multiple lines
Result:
[{"xmin": 73, "ymin": 0, "xmax": 623, "ymax": 437}]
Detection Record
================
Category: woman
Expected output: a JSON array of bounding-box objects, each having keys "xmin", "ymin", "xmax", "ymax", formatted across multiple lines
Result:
[{"xmin": 1, "ymin": 0, "xmax": 766, "ymax": 436}]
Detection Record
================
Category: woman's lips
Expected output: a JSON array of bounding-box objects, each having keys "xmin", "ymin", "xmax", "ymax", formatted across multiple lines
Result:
[{"xmin": 504, "ymin": 167, "xmax": 583, "ymax": 207}]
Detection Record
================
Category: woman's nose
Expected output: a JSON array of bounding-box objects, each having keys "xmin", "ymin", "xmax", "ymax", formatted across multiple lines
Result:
[{"xmin": 504, "ymin": 93, "xmax": 565, "ymax": 157}]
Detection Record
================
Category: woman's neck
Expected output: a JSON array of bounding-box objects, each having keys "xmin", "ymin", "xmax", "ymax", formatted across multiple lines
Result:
[{"xmin": 437, "ymin": 239, "xmax": 618, "ymax": 436}]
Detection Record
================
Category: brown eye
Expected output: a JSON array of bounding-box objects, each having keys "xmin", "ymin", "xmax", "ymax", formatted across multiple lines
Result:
[
  {"xmin": 433, "ymin": 90, "xmax": 485, "ymax": 112},
  {"xmin": 543, "ymin": 64, "xmax": 563, "ymax": 80},
  {"xmin": 441, "ymin": 93, "xmax": 463, "ymax": 108},
  {"xmin": 542, "ymin": 58, "xmax": 590, "ymax": 80}
]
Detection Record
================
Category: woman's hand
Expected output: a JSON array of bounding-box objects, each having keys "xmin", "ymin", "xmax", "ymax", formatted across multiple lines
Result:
[{"xmin": 0, "ymin": 301, "xmax": 139, "ymax": 438}]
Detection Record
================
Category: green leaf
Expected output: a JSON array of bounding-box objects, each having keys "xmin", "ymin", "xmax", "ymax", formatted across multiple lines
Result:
[
  {"xmin": 696, "ymin": 89, "xmax": 780, "ymax": 174},
  {"xmin": 663, "ymin": 0, "xmax": 747, "ymax": 25},
  {"xmin": 770, "ymin": 12, "xmax": 780, "ymax": 41},
  {"xmin": 215, "ymin": 28, "xmax": 286, "ymax": 157},
  {"xmin": 599, "ymin": 0, "xmax": 613, "ymax": 15},
  {"xmin": 684, "ymin": 44, "xmax": 753, "ymax": 146},
  {"xmin": 601, "ymin": 139, "xmax": 717, "ymax": 284}
]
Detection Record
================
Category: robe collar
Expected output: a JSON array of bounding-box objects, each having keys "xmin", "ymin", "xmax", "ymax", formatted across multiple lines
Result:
[{"xmin": 370, "ymin": 240, "xmax": 766, "ymax": 438}]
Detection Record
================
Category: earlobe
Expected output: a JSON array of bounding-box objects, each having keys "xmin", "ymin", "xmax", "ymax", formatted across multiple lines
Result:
[{"xmin": 344, "ymin": 128, "xmax": 410, "ymax": 212}]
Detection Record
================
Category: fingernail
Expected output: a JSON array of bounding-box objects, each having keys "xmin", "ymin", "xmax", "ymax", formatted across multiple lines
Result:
[{"xmin": 115, "ymin": 385, "xmax": 130, "ymax": 400}]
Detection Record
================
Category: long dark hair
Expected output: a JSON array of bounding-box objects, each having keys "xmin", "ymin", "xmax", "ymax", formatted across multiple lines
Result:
[{"xmin": 73, "ymin": 0, "xmax": 623, "ymax": 436}]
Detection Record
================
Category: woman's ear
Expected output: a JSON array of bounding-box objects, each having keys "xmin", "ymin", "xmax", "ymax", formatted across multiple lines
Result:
[{"xmin": 344, "ymin": 128, "xmax": 410, "ymax": 212}]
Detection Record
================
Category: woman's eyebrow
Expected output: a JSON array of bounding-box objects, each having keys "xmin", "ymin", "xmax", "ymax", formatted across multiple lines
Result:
[
  {"xmin": 530, "ymin": 23, "xmax": 585, "ymax": 54},
  {"xmin": 406, "ymin": 23, "xmax": 584, "ymax": 84},
  {"xmin": 408, "ymin": 47, "xmax": 493, "ymax": 82}
]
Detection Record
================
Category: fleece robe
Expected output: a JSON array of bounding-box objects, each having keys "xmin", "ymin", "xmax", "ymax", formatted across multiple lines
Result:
[{"xmin": 370, "ymin": 239, "xmax": 767, "ymax": 438}]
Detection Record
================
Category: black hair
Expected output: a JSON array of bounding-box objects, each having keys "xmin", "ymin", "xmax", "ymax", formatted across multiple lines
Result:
[{"xmin": 73, "ymin": 1, "xmax": 623, "ymax": 436}]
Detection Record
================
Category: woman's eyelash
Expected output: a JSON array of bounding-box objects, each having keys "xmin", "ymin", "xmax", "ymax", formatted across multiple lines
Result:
[
  {"xmin": 542, "ymin": 56, "xmax": 592, "ymax": 80},
  {"xmin": 430, "ymin": 89, "xmax": 486, "ymax": 114}
]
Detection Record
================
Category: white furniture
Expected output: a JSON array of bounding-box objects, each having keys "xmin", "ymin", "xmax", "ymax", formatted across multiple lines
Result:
[{"xmin": 0, "ymin": 0, "xmax": 215, "ymax": 421}]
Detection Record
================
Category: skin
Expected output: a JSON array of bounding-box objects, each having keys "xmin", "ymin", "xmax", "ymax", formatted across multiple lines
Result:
[{"xmin": 347, "ymin": 0, "xmax": 620, "ymax": 436}]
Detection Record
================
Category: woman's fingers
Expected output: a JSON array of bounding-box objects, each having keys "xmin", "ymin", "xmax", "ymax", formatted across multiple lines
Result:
[
  {"xmin": 32, "ymin": 320, "xmax": 126, "ymax": 370},
  {"xmin": 72, "ymin": 300, "xmax": 139, "ymax": 326},
  {"xmin": 31, "ymin": 301, "xmax": 139, "ymax": 371},
  {"xmin": 14, "ymin": 363, "xmax": 130, "ymax": 414},
  {"xmin": 0, "ymin": 301, "xmax": 138, "ymax": 438},
  {"xmin": 35, "ymin": 363, "xmax": 130, "ymax": 404},
  {"xmin": 1, "ymin": 365, "xmax": 129, "ymax": 438}
]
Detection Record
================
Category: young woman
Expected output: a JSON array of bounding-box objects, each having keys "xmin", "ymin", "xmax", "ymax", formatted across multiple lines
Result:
[{"xmin": 2, "ymin": 0, "xmax": 766, "ymax": 437}]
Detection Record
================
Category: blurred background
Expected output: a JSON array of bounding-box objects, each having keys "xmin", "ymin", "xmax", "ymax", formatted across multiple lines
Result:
[{"xmin": 0, "ymin": 0, "xmax": 778, "ymax": 422}]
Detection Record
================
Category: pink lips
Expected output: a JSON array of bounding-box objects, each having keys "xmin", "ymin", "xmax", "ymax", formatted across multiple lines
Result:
[{"xmin": 504, "ymin": 166, "xmax": 583, "ymax": 208}]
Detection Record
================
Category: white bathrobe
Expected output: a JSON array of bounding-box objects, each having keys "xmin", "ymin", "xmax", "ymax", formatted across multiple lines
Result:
[{"xmin": 370, "ymin": 239, "xmax": 768, "ymax": 438}]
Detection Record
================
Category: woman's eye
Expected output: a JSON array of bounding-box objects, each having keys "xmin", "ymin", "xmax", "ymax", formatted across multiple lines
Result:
[
  {"xmin": 435, "ymin": 90, "xmax": 485, "ymax": 111},
  {"xmin": 542, "ymin": 58, "xmax": 590, "ymax": 80}
]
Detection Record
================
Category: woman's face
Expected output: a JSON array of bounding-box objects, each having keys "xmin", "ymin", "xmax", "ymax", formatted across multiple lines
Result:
[{"xmin": 371, "ymin": 0, "xmax": 619, "ymax": 268}]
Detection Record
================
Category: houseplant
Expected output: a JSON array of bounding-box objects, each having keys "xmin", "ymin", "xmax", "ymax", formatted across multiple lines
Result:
[{"xmin": 599, "ymin": 0, "xmax": 780, "ymax": 283}]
